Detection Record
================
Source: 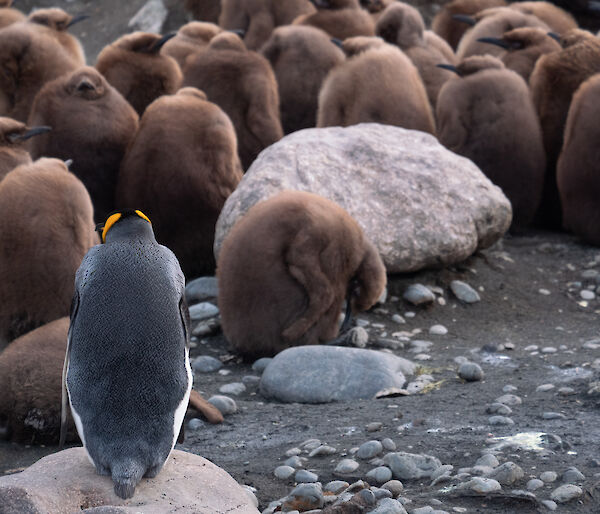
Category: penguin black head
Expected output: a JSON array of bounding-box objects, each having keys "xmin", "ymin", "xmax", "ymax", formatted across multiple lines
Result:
[{"xmin": 95, "ymin": 209, "xmax": 153, "ymax": 244}]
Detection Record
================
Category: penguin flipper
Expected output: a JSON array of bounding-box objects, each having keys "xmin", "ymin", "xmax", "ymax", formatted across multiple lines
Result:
[
  {"xmin": 177, "ymin": 424, "xmax": 185, "ymax": 444},
  {"xmin": 179, "ymin": 295, "xmax": 191, "ymax": 352},
  {"xmin": 60, "ymin": 291, "xmax": 79, "ymax": 447}
]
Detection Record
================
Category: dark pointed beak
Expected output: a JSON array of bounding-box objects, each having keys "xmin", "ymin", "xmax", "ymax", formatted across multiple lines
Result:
[
  {"xmin": 150, "ymin": 32, "xmax": 176, "ymax": 53},
  {"xmin": 77, "ymin": 79, "xmax": 95, "ymax": 91},
  {"xmin": 452, "ymin": 14, "xmax": 476, "ymax": 26},
  {"xmin": 20, "ymin": 126, "xmax": 52, "ymax": 141},
  {"xmin": 437, "ymin": 63, "xmax": 460, "ymax": 74},
  {"xmin": 547, "ymin": 32, "xmax": 561, "ymax": 42},
  {"xmin": 477, "ymin": 37, "xmax": 511, "ymax": 49},
  {"xmin": 228, "ymin": 29, "xmax": 246, "ymax": 38},
  {"xmin": 331, "ymin": 38, "xmax": 344, "ymax": 49},
  {"xmin": 310, "ymin": 0, "xmax": 330, "ymax": 8},
  {"xmin": 67, "ymin": 14, "xmax": 90, "ymax": 28}
]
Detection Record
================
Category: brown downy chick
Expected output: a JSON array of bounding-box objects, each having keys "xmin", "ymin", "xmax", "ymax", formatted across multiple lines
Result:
[
  {"xmin": 219, "ymin": 0, "xmax": 315, "ymax": 50},
  {"xmin": 182, "ymin": 32, "xmax": 283, "ymax": 170},
  {"xmin": 364, "ymin": 0, "xmax": 395, "ymax": 23},
  {"xmin": 0, "ymin": 158, "xmax": 96, "ymax": 349},
  {"xmin": 0, "ymin": 24, "xmax": 78, "ymax": 122},
  {"xmin": 431, "ymin": 0, "xmax": 507, "ymax": 50},
  {"xmin": 116, "ymin": 87, "xmax": 243, "ymax": 278},
  {"xmin": 184, "ymin": 0, "xmax": 221, "ymax": 23},
  {"xmin": 96, "ymin": 32, "xmax": 182, "ymax": 116},
  {"xmin": 509, "ymin": 1, "xmax": 577, "ymax": 35},
  {"xmin": 456, "ymin": 7, "xmax": 549, "ymax": 60},
  {"xmin": 27, "ymin": 66, "xmax": 139, "ymax": 222},
  {"xmin": 477, "ymin": 27, "xmax": 560, "ymax": 81},
  {"xmin": 376, "ymin": 3, "xmax": 456, "ymax": 109},
  {"xmin": 217, "ymin": 190, "xmax": 386, "ymax": 359},
  {"xmin": 317, "ymin": 39, "xmax": 435, "ymax": 134},
  {"xmin": 260, "ymin": 25, "xmax": 344, "ymax": 134},
  {"xmin": 436, "ymin": 55, "xmax": 545, "ymax": 229},
  {"xmin": 160, "ymin": 21, "xmax": 222, "ymax": 69},
  {"xmin": 557, "ymin": 74, "xmax": 600, "ymax": 245},
  {"xmin": 293, "ymin": 0, "xmax": 375, "ymax": 40},
  {"xmin": 0, "ymin": 0, "xmax": 25, "ymax": 29},
  {"xmin": 339, "ymin": 34, "xmax": 386, "ymax": 56},
  {"xmin": 0, "ymin": 118, "xmax": 50, "ymax": 181},
  {"xmin": 530, "ymin": 36, "xmax": 600, "ymax": 227},
  {"xmin": 27, "ymin": 8, "xmax": 88, "ymax": 66}
]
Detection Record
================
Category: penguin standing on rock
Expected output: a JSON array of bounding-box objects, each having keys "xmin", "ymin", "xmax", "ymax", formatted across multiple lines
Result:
[{"xmin": 61, "ymin": 209, "xmax": 193, "ymax": 500}]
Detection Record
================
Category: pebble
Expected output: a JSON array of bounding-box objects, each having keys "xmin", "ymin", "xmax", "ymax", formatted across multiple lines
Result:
[
  {"xmin": 188, "ymin": 302, "xmax": 219, "ymax": 322},
  {"xmin": 324, "ymin": 481, "xmax": 350, "ymax": 494},
  {"xmin": 251, "ymin": 357, "xmax": 272, "ymax": 373},
  {"xmin": 502, "ymin": 385, "xmax": 517, "ymax": 393},
  {"xmin": 542, "ymin": 412, "xmax": 566, "ymax": 420},
  {"xmin": 382, "ymin": 479, "xmax": 404, "ymax": 496},
  {"xmin": 308, "ymin": 445, "xmax": 337, "ymax": 457},
  {"xmin": 357, "ymin": 440, "xmax": 383, "ymax": 460},
  {"xmin": 431, "ymin": 465, "xmax": 454, "ymax": 481},
  {"xmin": 550, "ymin": 484, "xmax": 583, "ymax": 503},
  {"xmin": 335, "ymin": 459, "xmax": 360, "ymax": 474},
  {"xmin": 527, "ymin": 478, "xmax": 544, "ymax": 491},
  {"xmin": 485, "ymin": 403, "xmax": 512, "ymax": 415},
  {"xmin": 562, "ymin": 467, "xmax": 585, "ymax": 483},
  {"xmin": 218, "ymin": 382, "xmax": 246, "ymax": 395},
  {"xmin": 184, "ymin": 276, "xmax": 218, "ymax": 304},
  {"xmin": 581, "ymin": 290, "xmax": 596, "ymax": 300},
  {"xmin": 536, "ymin": 384, "xmax": 555, "ymax": 392},
  {"xmin": 295, "ymin": 470, "xmax": 318, "ymax": 483},
  {"xmin": 301, "ymin": 439, "xmax": 322, "ymax": 451},
  {"xmin": 429, "ymin": 325, "xmax": 448, "ymax": 335},
  {"xmin": 403, "ymin": 284, "xmax": 435, "ymax": 305},
  {"xmin": 283, "ymin": 483, "xmax": 324, "ymax": 511},
  {"xmin": 495, "ymin": 394, "xmax": 522, "ymax": 406},
  {"xmin": 524, "ymin": 345, "xmax": 539, "ymax": 352},
  {"xmin": 366, "ymin": 422, "xmax": 383, "ymax": 432},
  {"xmin": 539, "ymin": 288, "xmax": 551, "ymax": 295},
  {"xmin": 582, "ymin": 269, "xmax": 598, "ymax": 279},
  {"xmin": 382, "ymin": 438, "xmax": 396, "ymax": 451},
  {"xmin": 392, "ymin": 314, "xmax": 406, "ymax": 324},
  {"xmin": 207, "ymin": 395, "xmax": 237, "ymax": 415},
  {"xmin": 366, "ymin": 466, "xmax": 393, "ymax": 484},
  {"xmin": 540, "ymin": 471, "xmax": 558, "ymax": 483},
  {"xmin": 461, "ymin": 477, "xmax": 501, "ymax": 494},
  {"xmin": 187, "ymin": 418, "xmax": 204, "ymax": 430},
  {"xmin": 558, "ymin": 387, "xmax": 575, "ymax": 395},
  {"xmin": 369, "ymin": 498, "xmax": 408, "ymax": 513},
  {"xmin": 475, "ymin": 454, "xmax": 499, "ymax": 468},
  {"xmin": 192, "ymin": 355, "xmax": 222, "ymax": 373},
  {"xmin": 485, "ymin": 462, "xmax": 524, "ymax": 485},
  {"xmin": 348, "ymin": 326, "xmax": 369, "ymax": 348},
  {"xmin": 286, "ymin": 448, "xmax": 302, "ymax": 457},
  {"xmin": 405, "ymin": 311, "xmax": 416, "ymax": 318},
  {"xmin": 285, "ymin": 456, "xmax": 304, "ymax": 468},
  {"xmin": 450, "ymin": 280, "xmax": 481, "ymax": 303},
  {"xmin": 383, "ymin": 452, "xmax": 442, "ymax": 480},
  {"xmin": 541, "ymin": 500, "xmax": 557, "ymax": 511},
  {"xmin": 488, "ymin": 416, "xmax": 514, "ymax": 425},
  {"xmin": 274, "ymin": 465, "xmax": 295, "ymax": 480},
  {"xmin": 217, "ymin": 369, "xmax": 231, "ymax": 376},
  {"xmin": 542, "ymin": 347, "xmax": 557, "ymax": 353},
  {"xmin": 458, "ymin": 362, "xmax": 484, "ymax": 381},
  {"xmin": 242, "ymin": 375, "xmax": 261, "ymax": 388}
]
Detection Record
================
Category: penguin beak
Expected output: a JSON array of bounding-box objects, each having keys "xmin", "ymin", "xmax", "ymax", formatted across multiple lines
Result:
[
  {"xmin": 437, "ymin": 63, "xmax": 460, "ymax": 75},
  {"xmin": 227, "ymin": 29, "xmax": 246, "ymax": 38},
  {"xmin": 547, "ymin": 32, "xmax": 561, "ymax": 43},
  {"xmin": 310, "ymin": 0, "xmax": 331, "ymax": 9},
  {"xmin": 477, "ymin": 37, "xmax": 511, "ymax": 50},
  {"xmin": 452, "ymin": 14, "xmax": 477, "ymax": 26},
  {"xmin": 19, "ymin": 126, "xmax": 52, "ymax": 141},
  {"xmin": 77, "ymin": 79, "xmax": 95, "ymax": 92},
  {"xmin": 67, "ymin": 14, "xmax": 90, "ymax": 28},
  {"xmin": 150, "ymin": 33, "xmax": 177, "ymax": 53},
  {"xmin": 331, "ymin": 38, "xmax": 344, "ymax": 49}
]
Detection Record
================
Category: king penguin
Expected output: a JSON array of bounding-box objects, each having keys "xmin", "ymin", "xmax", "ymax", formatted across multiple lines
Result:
[{"xmin": 61, "ymin": 209, "xmax": 193, "ymax": 499}]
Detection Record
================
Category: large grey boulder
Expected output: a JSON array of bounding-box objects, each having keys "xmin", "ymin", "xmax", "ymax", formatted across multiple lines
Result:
[
  {"xmin": 214, "ymin": 124, "xmax": 512, "ymax": 273},
  {"xmin": 259, "ymin": 345, "xmax": 415, "ymax": 403},
  {"xmin": 0, "ymin": 448, "xmax": 259, "ymax": 513}
]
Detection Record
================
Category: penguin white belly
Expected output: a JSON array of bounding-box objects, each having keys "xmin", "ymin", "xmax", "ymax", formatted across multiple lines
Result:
[
  {"xmin": 169, "ymin": 347, "xmax": 193, "ymax": 455},
  {"xmin": 66, "ymin": 377, "xmax": 95, "ymax": 466}
]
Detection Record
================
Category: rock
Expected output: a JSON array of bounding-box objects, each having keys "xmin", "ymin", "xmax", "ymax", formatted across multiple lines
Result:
[
  {"xmin": 429, "ymin": 324, "xmax": 448, "ymax": 335},
  {"xmin": 366, "ymin": 467, "xmax": 393, "ymax": 484},
  {"xmin": 541, "ymin": 500, "xmax": 557, "ymax": 511},
  {"xmin": 542, "ymin": 412, "xmax": 566, "ymax": 420},
  {"xmin": 192, "ymin": 355, "xmax": 223, "ymax": 373},
  {"xmin": 219, "ymin": 382, "xmax": 246, "ymax": 395},
  {"xmin": 450, "ymin": 281, "xmax": 481, "ymax": 303},
  {"xmin": 369, "ymin": 498, "xmax": 408, "ymax": 513},
  {"xmin": 188, "ymin": 302, "xmax": 219, "ymax": 322},
  {"xmin": 540, "ymin": 471, "xmax": 558, "ymax": 483},
  {"xmin": 382, "ymin": 480, "xmax": 404, "ymax": 496},
  {"xmin": 128, "ymin": 0, "xmax": 167, "ymax": 33},
  {"xmin": 309, "ymin": 445, "xmax": 337, "ymax": 457},
  {"xmin": 251, "ymin": 357, "xmax": 272, "ymax": 373},
  {"xmin": 325, "ymin": 481, "xmax": 350, "ymax": 494},
  {"xmin": 188, "ymin": 418, "xmax": 204, "ymax": 430},
  {"xmin": 485, "ymin": 462, "xmax": 524, "ymax": 485},
  {"xmin": 283, "ymin": 483, "xmax": 324, "ymax": 511},
  {"xmin": 495, "ymin": 394, "xmax": 522, "ymax": 406},
  {"xmin": 527, "ymin": 479, "xmax": 544, "ymax": 491},
  {"xmin": 366, "ymin": 422, "xmax": 383, "ymax": 432},
  {"xmin": 488, "ymin": 416, "xmax": 514, "ymax": 425},
  {"xmin": 259, "ymin": 346, "xmax": 414, "ymax": 403},
  {"xmin": 461, "ymin": 477, "xmax": 502, "ymax": 494},
  {"xmin": 185, "ymin": 276, "xmax": 219, "ymax": 304},
  {"xmin": 335, "ymin": 459, "xmax": 360, "ymax": 475},
  {"xmin": 475, "ymin": 454, "xmax": 499, "ymax": 468},
  {"xmin": 214, "ymin": 124, "xmax": 511, "ymax": 272},
  {"xmin": 207, "ymin": 395, "xmax": 238, "ymax": 415},
  {"xmin": 285, "ymin": 456, "xmax": 304, "ymax": 469},
  {"xmin": 347, "ymin": 326, "xmax": 369, "ymax": 348},
  {"xmin": 295, "ymin": 470, "xmax": 319, "ymax": 483},
  {"xmin": 274, "ymin": 466, "xmax": 295, "ymax": 480},
  {"xmin": 536, "ymin": 384, "xmax": 555, "ymax": 392},
  {"xmin": 357, "ymin": 440, "xmax": 383, "ymax": 460},
  {"xmin": 485, "ymin": 403, "xmax": 513, "ymax": 415},
  {"xmin": 562, "ymin": 467, "xmax": 585, "ymax": 483},
  {"xmin": 383, "ymin": 452, "xmax": 442, "ymax": 480},
  {"xmin": 403, "ymin": 284, "xmax": 435, "ymax": 305},
  {"xmin": 550, "ymin": 484, "xmax": 583, "ymax": 503},
  {"xmin": 458, "ymin": 362, "xmax": 484, "ymax": 381},
  {"xmin": 0, "ymin": 448, "xmax": 259, "ymax": 513},
  {"xmin": 581, "ymin": 290, "xmax": 595, "ymax": 300},
  {"xmin": 382, "ymin": 438, "xmax": 396, "ymax": 451}
]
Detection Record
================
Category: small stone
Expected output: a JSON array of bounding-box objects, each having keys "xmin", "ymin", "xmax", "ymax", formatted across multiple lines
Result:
[
  {"xmin": 383, "ymin": 452, "xmax": 442, "ymax": 480},
  {"xmin": 412, "ymin": 507, "xmax": 435, "ymax": 514},
  {"xmin": 413, "ymin": 354, "xmax": 431, "ymax": 361},
  {"xmin": 539, "ymin": 288, "xmax": 551, "ymax": 295},
  {"xmin": 488, "ymin": 416, "xmax": 514, "ymax": 425},
  {"xmin": 295, "ymin": 469, "xmax": 318, "ymax": 483},
  {"xmin": 366, "ymin": 466, "xmax": 393, "ymax": 484},
  {"xmin": 242, "ymin": 375, "xmax": 261, "ymax": 388},
  {"xmin": 485, "ymin": 462, "xmax": 524, "ymax": 485},
  {"xmin": 429, "ymin": 325, "xmax": 448, "ymax": 335},
  {"xmin": 582, "ymin": 269, "xmax": 599, "ymax": 279},
  {"xmin": 558, "ymin": 387, "xmax": 575, "ymax": 395},
  {"xmin": 309, "ymin": 445, "xmax": 337, "ymax": 457},
  {"xmin": 324, "ymin": 480, "xmax": 350, "ymax": 494},
  {"xmin": 540, "ymin": 471, "xmax": 558, "ymax": 483},
  {"xmin": 274, "ymin": 465, "xmax": 295, "ymax": 479},
  {"xmin": 382, "ymin": 438, "xmax": 396, "ymax": 451},
  {"xmin": 450, "ymin": 280, "xmax": 481, "ymax": 303},
  {"xmin": 285, "ymin": 456, "xmax": 304, "ymax": 469},
  {"xmin": 188, "ymin": 302, "xmax": 219, "ymax": 322},
  {"xmin": 218, "ymin": 382, "xmax": 246, "ymax": 395},
  {"xmin": 192, "ymin": 355, "xmax": 223, "ymax": 373},
  {"xmin": 475, "ymin": 454, "xmax": 499, "ymax": 468},
  {"xmin": 462, "ymin": 477, "xmax": 502, "ymax": 494},
  {"xmin": 550, "ymin": 484, "xmax": 583, "ymax": 503},
  {"xmin": 335, "ymin": 459, "xmax": 359, "ymax": 474},
  {"xmin": 524, "ymin": 345, "xmax": 539, "ymax": 352},
  {"xmin": 207, "ymin": 395, "xmax": 237, "ymax": 415},
  {"xmin": 366, "ymin": 422, "xmax": 383, "ymax": 432},
  {"xmin": 542, "ymin": 412, "xmax": 566, "ymax": 420},
  {"xmin": 403, "ymin": 284, "xmax": 435, "ymax": 305},
  {"xmin": 286, "ymin": 448, "xmax": 302, "ymax": 457},
  {"xmin": 369, "ymin": 498, "xmax": 408, "ymax": 514},
  {"xmin": 527, "ymin": 479, "xmax": 544, "ymax": 491},
  {"xmin": 502, "ymin": 385, "xmax": 517, "ymax": 393},
  {"xmin": 357, "ymin": 440, "xmax": 383, "ymax": 460},
  {"xmin": 381, "ymin": 479, "xmax": 404, "ymax": 496},
  {"xmin": 562, "ymin": 467, "xmax": 585, "ymax": 483},
  {"xmin": 485, "ymin": 403, "xmax": 513, "ymax": 415},
  {"xmin": 348, "ymin": 326, "xmax": 369, "ymax": 348},
  {"xmin": 283, "ymin": 483, "xmax": 324, "ymax": 511},
  {"xmin": 537, "ymin": 384, "xmax": 555, "ymax": 392},
  {"xmin": 458, "ymin": 362, "xmax": 484, "ymax": 381},
  {"xmin": 185, "ymin": 276, "xmax": 218, "ymax": 304},
  {"xmin": 301, "ymin": 439, "xmax": 322, "ymax": 451},
  {"xmin": 392, "ymin": 314, "xmax": 406, "ymax": 324},
  {"xmin": 541, "ymin": 500, "xmax": 557, "ymax": 511},
  {"xmin": 187, "ymin": 418, "xmax": 204, "ymax": 430},
  {"xmin": 542, "ymin": 347, "xmax": 557, "ymax": 353},
  {"xmin": 581, "ymin": 290, "xmax": 596, "ymax": 300},
  {"xmin": 251, "ymin": 357, "xmax": 272, "ymax": 373},
  {"xmin": 405, "ymin": 311, "xmax": 416, "ymax": 318},
  {"xmin": 431, "ymin": 465, "xmax": 454, "ymax": 481},
  {"xmin": 495, "ymin": 394, "xmax": 522, "ymax": 406}
]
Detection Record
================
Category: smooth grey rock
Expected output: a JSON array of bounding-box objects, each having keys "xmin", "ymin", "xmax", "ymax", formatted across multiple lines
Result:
[
  {"xmin": 324, "ymin": 481, "xmax": 350, "ymax": 494},
  {"xmin": 562, "ymin": 467, "xmax": 585, "ymax": 483},
  {"xmin": 485, "ymin": 462, "xmax": 524, "ymax": 485},
  {"xmin": 366, "ymin": 422, "xmax": 383, "ymax": 432},
  {"xmin": 0, "ymin": 448, "xmax": 258, "ymax": 513},
  {"xmin": 219, "ymin": 382, "xmax": 246, "ymax": 395},
  {"xmin": 382, "ymin": 438, "xmax": 396, "ymax": 451},
  {"xmin": 461, "ymin": 477, "xmax": 502, "ymax": 494},
  {"xmin": 308, "ymin": 445, "xmax": 337, "ymax": 457},
  {"xmin": 371, "ymin": 487, "xmax": 393, "ymax": 500},
  {"xmin": 450, "ymin": 281, "xmax": 481, "ymax": 303},
  {"xmin": 251, "ymin": 357, "xmax": 272, "ymax": 373},
  {"xmin": 369, "ymin": 498, "xmax": 408, "ymax": 513},
  {"xmin": 214, "ymin": 124, "xmax": 512, "ymax": 273},
  {"xmin": 283, "ymin": 483, "xmax": 324, "ymax": 511},
  {"xmin": 527, "ymin": 479, "xmax": 544, "ymax": 491},
  {"xmin": 458, "ymin": 362, "xmax": 484, "ymax": 381},
  {"xmin": 382, "ymin": 480, "xmax": 404, "ymax": 496},
  {"xmin": 403, "ymin": 284, "xmax": 435, "ymax": 305},
  {"xmin": 550, "ymin": 484, "xmax": 583, "ymax": 503},
  {"xmin": 242, "ymin": 375, "xmax": 261, "ymax": 388},
  {"xmin": 128, "ymin": 0, "xmax": 167, "ymax": 33},
  {"xmin": 540, "ymin": 471, "xmax": 558, "ymax": 483},
  {"xmin": 488, "ymin": 416, "xmax": 514, "ymax": 425},
  {"xmin": 185, "ymin": 277, "xmax": 219, "ymax": 304},
  {"xmin": 537, "ymin": 384, "xmax": 555, "ymax": 392},
  {"xmin": 542, "ymin": 412, "xmax": 566, "ymax": 420},
  {"xmin": 485, "ymin": 403, "xmax": 513, "ymax": 415},
  {"xmin": 541, "ymin": 500, "xmax": 557, "ymax": 511},
  {"xmin": 429, "ymin": 324, "xmax": 448, "ymax": 335},
  {"xmin": 187, "ymin": 418, "xmax": 204, "ymax": 430},
  {"xmin": 475, "ymin": 454, "xmax": 499, "ymax": 468},
  {"xmin": 495, "ymin": 394, "xmax": 522, "ymax": 406},
  {"xmin": 348, "ymin": 326, "xmax": 369, "ymax": 348},
  {"xmin": 357, "ymin": 440, "xmax": 383, "ymax": 460},
  {"xmin": 431, "ymin": 465, "xmax": 454, "ymax": 481},
  {"xmin": 274, "ymin": 466, "xmax": 295, "ymax": 480},
  {"xmin": 295, "ymin": 470, "xmax": 318, "ymax": 483},
  {"xmin": 189, "ymin": 302, "xmax": 219, "ymax": 322},
  {"xmin": 335, "ymin": 459, "xmax": 359, "ymax": 474},
  {"xmin": 366, "ymin": 466, "xmax": 393, "ymax": 484},
  {"xmin": 284, "ymin": 456, "xmax": 304, "ymax": 469},
  {"xmin": 192, "ymin": 355, "xmax": 223, "ymax": 373},
  {"xmin": 383, "ymin": 452, "xmax": 442, "ymax": 480},
  {"xmin": 259, "ymin": 346, "xmax": 414, "ymax": 403},
  {"xmin": 207, "ymin": 395, "xmax": 237, "ymax": 415}
]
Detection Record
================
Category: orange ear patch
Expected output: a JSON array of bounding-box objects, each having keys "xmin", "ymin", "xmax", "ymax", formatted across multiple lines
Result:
[
  {"xmin": 135, "ymin": 210, "xmax": 151, "ymax": 224},
  {"xmin": 101, "ymin": 212, "xmax": 122, "ymax": 243}
]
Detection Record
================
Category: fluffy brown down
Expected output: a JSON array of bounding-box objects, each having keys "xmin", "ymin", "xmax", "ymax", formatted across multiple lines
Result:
[
  {"xmin": 217, "ymin": 190, "xmax": 387, "ymax": 359},
  {"xmin": 219, "ymin": 0, "xmax": 315, "ymax": 50},
  {"xmin": 161, "ymin": 21, "xmax": 222, "ymax": 69},
  {"xmin": 184, "ymin": 0, "xmax": 222, "ymax": 23},
  {"xmin": 182, "ymin": 33, "xmax": 283, "ymax": 170},
  {"xmin": 0, "ymin": 0, "xmax": 24, "ymax": 29},
  {"xmin": 0, "ymin": 158, "xmax": 96, "ymax": 349},
  {"xmin": 293, "ymin": 0, "xmax": 375, "ymax": 40},
  {"xmin": 529, "ymin": 33, "xmax": 600, "ymax": 227},
  {"xmin": 96, "ymin": 31, "xmax": 183, "ymax": 116},
  {"xmin": 0, "ymin": 118, "xmax": 33, "ymax": 181},
  {"xmin": 27, "ymin": 66, "xmax": 139, "ymax": 223},
  {"xmin": 510, "ymin": 1, "xmax": 577, "ymax": 35},
  {"xmin": 431, "ymin": 0, "xmax": 506, "ymax": 50},
  {"xmin": 557, "ymin": 75, "xmax": 600, "ymax": 245},
  {"xmin": 0, "ymin": 22, "xmax": 78, "ymax": 122},
  {"xmin": 116, "ymin": 87, "xmax": 243, "ymax": 278},
  {"xmin": 436, "ymin": 55, "xmax": 545, "ymax": 230},
  {"xmin": 375, "ymin": 2, "xmax": 456, "ymax": 110},
  {"xmin": 317, "ymin": 39, "xmax": 435, "ymax": 134},
  {"xmin": 260, "ymin": 25, "xmax": 345, "ymax": 134}
]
